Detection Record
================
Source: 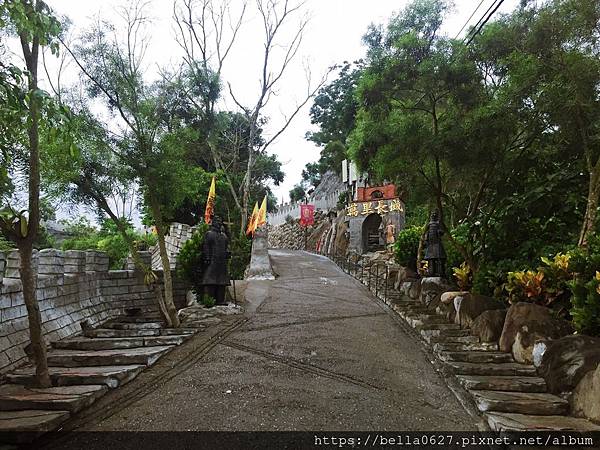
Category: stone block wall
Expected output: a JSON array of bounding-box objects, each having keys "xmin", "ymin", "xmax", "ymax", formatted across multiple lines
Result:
[
  {"xmin": 0, "ymin": 248, "xmax": 188, "ymax": 374},
  {"xmin": 151, "ymin": 222, "xmax": 196, "ymax": 271}
]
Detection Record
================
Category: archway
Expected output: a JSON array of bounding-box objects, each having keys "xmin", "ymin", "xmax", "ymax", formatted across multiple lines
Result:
[{"xmin": 362, "ymin": 213, "xmax": 382, "ymax": 252}]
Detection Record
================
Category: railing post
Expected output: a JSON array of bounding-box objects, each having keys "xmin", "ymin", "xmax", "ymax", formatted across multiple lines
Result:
[
  {"xmin": 385, "ymin": 265, "xmax": 389, "ymax": 303},
  {"xmin": 361, "ymin": 261, "xmax": 364, "ymax": 284},
  {"xmin": 375, "ymin": 264, "xmax": 379, "ymax": 297},
  {"xmin": 368, "ymin": 264, "xmax": 371, "ymax": 290}
]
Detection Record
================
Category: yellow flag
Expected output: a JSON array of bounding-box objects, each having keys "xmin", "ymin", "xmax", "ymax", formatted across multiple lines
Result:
[
  {"xmin": 246, "ymin": 202, "xmax": 259, "ymax": 236},
  {"xmin": 256, "ymin": 195, "xmax": 267, "ymax": 228},
  {"xmin": 204, "ymin": 176, "xmax": 216, "ymax": 224}
]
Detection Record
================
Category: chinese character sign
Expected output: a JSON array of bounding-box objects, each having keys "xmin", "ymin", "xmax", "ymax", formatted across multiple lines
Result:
[
  {"xmin": 300, "ymin": 204, "xmax": 315, "ymax": 227},
  {"xmin": 346, "ymin": 198, "xmax": 404, "ymax": 217}
]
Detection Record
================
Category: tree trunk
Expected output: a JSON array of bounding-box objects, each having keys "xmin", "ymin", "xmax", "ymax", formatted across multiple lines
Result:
[
  {"xmin": 148, "ymin": 196, "xmax": 180, "ymax": 328},
  {"xmin": 17, "ymin": 15, "xmax": 50, "ymax": 388},
  {"xmin": 578, "ymin": 169, "xmax": 600, "ymax": 248},
  {"xmin": 19, "ymin": 243, "xmax": 51, "ymax": 387}
]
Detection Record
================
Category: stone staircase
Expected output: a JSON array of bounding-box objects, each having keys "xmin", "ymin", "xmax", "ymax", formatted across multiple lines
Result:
[
  {"xmin": 0, "ymin": 311, "xmax": 202, "ymax": 443},
  {"xmin": 374, "ymin": 290, "xmax": 600, "ymax": 431}
]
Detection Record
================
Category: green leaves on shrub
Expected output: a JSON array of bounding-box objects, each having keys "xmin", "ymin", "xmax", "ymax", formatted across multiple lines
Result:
[
  {"xmin": 394, "ymin": 226, "xmax": 423, "ymax": 270},
  {"xmin": 176, "ymin": 223, "xmax": 209, "ymax": 297},
  {"xmin": 569, "ymin": 235, "xmax": 600, "ymax": 336}
]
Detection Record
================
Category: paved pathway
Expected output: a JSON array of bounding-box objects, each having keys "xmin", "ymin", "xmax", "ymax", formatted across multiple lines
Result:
[{"xmin": 50, "ymin": 250, "xmax": 475, "ymax": 435}]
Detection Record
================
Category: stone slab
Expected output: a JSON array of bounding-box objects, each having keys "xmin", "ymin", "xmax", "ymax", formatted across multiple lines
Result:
[
  {"xmin": 433, "ymin": 342, "xmax": 499, "ymax": 353},
  {"xmin": 46, "ymin": 346, "xmax": 173, "ymax": 367},
  {"xmin": 6, "ymin": 365, "xmax": 145, "ymax": 389},
  {"xmin": 53, "ymin": 335, "xmax": 191, "ymax": 351},
  {"xmin": 445, "ymin": 361, "xmax": 538, "ymax": 376},
  {"xmin": 438, "ymin": 351, "xmax": 514, "ymax": 364},
  {"xmin": 0, "ymin": 384, "xmax": 107, "ymax": 413},
  {"xmin": 85, "ymin": 328, "xmax": 160, "ymax": 338},
  {"xmin": 0, "ymin": 409, "xmax": 69, "ymax": 442},
  {"xmin": 486, "ymin": 412, "xmax": 600, "ymax": 432},
  {"xmin": 105, "ymin": 322, "xmax": 164, "ymax": 330},
  {"xmin": 471, "ymin": 390, "xmax": 569, "ymax": 415},
  {"xmin": 457, "ymin": 375, "xmax": 547, "ymax": 393}
]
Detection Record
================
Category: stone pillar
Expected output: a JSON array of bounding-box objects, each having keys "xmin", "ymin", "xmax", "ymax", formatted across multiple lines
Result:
[
  {"xmin": 5, "ymin": 249, "xmax": 38, "ymax": 279},
  {"xmin": 85, "ymin": 250, "xmax": 109, "ymax": 272},
  {"xmin": 64, "ymin": 250, "xmax": 86, "ymax": 274},
  {"xmin": 38, "ymin": 248, "xmax": 64, "ymax": 277},
  {"xmin": 0, "ymin": 251, "xmax": 5, "ymax": 285}
]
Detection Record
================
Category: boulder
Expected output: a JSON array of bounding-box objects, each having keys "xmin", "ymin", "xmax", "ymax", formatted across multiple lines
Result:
[
  {"xmin": 393, "ymin": 267, "xmax": 419, "ymax": 290},
  {"xmin": 535, "ymin": 335, "xmax": 600, "ymax": 394},
  {"xmin": 499, "ymin": 303, "xmax": 573, "ymax": 355},
  {"xmin": 454, "ymin": 293, "xmax": 505, "ymax": 328},
  {"xmin": 572, "ymin": 363, "xmax": 600, "ymax": 422},
  {"xmin": 420, "ymin": 277, "xmax": 456, "ymax": 309},
  {"xmin": 471, "ymin": 309, "xmax": 507, "ymax": 343},
  {"xmin": 401, "ymin": 281, "xmax": 421, "ymax": 300},
  {"xmin": 441, "ymin": 291, "xmax": 468, "ymax": 305}
]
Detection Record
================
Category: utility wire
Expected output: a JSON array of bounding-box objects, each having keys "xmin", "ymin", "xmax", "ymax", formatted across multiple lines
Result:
[
  {"xmin": 465, "ymin": 0, "xmax": 506, "ymax": 45},
  {"xmin": 453, "ymin": 0, "xmax": 487, "ymax": 40}
]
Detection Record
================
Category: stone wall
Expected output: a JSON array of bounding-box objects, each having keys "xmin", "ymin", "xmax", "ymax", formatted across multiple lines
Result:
[
  {"xmin": 151, "ymin": 222, "xmax": 196, "ymax": 271},
  {"xmin": 0, "ymin": 248, "xmax": 188, "ymax": 374}
]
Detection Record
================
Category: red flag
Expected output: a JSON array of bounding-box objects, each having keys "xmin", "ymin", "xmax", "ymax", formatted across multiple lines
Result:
[{"xmin": 300, "ymin": 204, "xmax": 315, "ymax": 227}]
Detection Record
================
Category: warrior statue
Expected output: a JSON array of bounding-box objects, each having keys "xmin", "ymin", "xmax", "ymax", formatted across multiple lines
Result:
[
  {"xmin": 423, "ymin": 210, "xmax": 446, "ymax": 277},
  {"xmin": 201, "ymin": 216, "xmax": 231, "ymax": 305}
]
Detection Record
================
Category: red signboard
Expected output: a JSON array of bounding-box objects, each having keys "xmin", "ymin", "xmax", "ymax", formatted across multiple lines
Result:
[{"xmin": 300, "ymin": 204, "xmax": 315, "ymax": 227}]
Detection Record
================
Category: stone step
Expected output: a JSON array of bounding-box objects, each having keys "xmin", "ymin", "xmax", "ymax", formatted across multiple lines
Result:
[
  {"xmin": 104, "ymin": 321, "xmax": 164, "ymax": 330},
  {"xmin": 111, "ymin": 316, "xmax": 166, "ymax": 324},
  {"xmin": 486, "ymin": 412, "xmax": 600, "ymax": 432},
  {"xmin": 46, "ymin": 346, "xmax": 173, "ymax": 367},
  {"xmin": 6, "ymin": 365, "xmax": 145, "ymax": 389},
  {"xmin": 84, "ymin": 327, "xmax": 198, "ymax": 338},
  {"xmin": 471, "ymin": 390, "xmax": 569, "ymax": 415},
  {"xmin": 457, "ymin": 375, "xmax": 547, "ymax": 393},
  {"xmin": 0, "ymin": 409, "xmax": 70, "ymax": 443},
  {"xmin": 445, "ymin": 361, "xmax": 538, "ymax": 376},
  {"xmin": 433, "ymin": 342, "xmax": 499, "ymax": 353},
  {"xmin": 417, "ymin": 323, "xmax": 461, "ymax": 331},
  {"xmin": 52, "ymin": 335, "xmax": 191, "ymax": 351},
  {"xmin": 0, "ymin": 384, "xmax": 107, "ymax": 413},
  {"xmin": 421, "ymin": 329, "xmax": 480, "ymax": 344},
  {"xmin": 438, "ymin": 351, "xmax": 514, "ymax": 364}
]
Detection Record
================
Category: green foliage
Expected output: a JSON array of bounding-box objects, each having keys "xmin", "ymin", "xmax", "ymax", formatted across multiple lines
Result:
[
  {"xmin": 453, "ymin": 262, "xmax": 472, "ymax": 291},
  {"xmin": 229, "ymin": 234, "xmax": 251, "ymax": 281},
  {"xmin": 0, "ymin": 234, "xmax": 13, "ymax": 252},
  {"xmin": 394, "ymin": 226, "xmax": 423, "ymax": 270},
  {"xmin": 201, "ymin": 294, "xmax": 216, "ymax": 308},
  {"xmin": 61, "ymin": 217, "xmax": 152, "ymax": 270},
  {"xmin": 289, "ymin": 184, "xmax": 306, "ymax": 203},
  {"xmin": 569, "ymin": 235, "xmax": 600, "ymax": 335},
  {"xmin": 177, "ymin": 224, "xmax": 209, "ymax": 297}
]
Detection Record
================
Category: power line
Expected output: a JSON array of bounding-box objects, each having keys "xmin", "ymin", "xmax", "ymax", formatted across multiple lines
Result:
[
  {"xmin": 453, "ymin": 0, "xmax": 487, "ymax": 40},
  {"xmin": 465, "ymin": 0, "xmax": 506, "ymax": 45}
]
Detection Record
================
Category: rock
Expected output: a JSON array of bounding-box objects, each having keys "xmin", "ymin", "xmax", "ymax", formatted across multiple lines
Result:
[
  {"xmin": 393, "ymin": 267, "xmax": 419, "ymax": 289},
  {"xmin": 454, "ymin": 293, "xmax": 505, "ymax": 328},
  {"xmin": 513, "ymin": 327, "xmax": 551, "ymax": 364},
  {"xmin": 572, "ymin": 363, "xmax": 600, "ymax": 422},
  {"xmin": 419, "ymin": 277, "xmax": 456, "ymax": 309},
  {"xmin": 185, "ymin": 290, "xmax": 197, "ymax": 306},
  {"xmin": 470, "ymin": 390, "xmax": 568, "ymax": 415},
  {"xmin": 440, "ymin": 291, "xmax": 468, "ymax": 304},
  {"xmin": 499, "ymin": 303, "xmax": 573, "ymax": 356},
  {"xmin": 536, "ymin": 335, "xmax": 600, "ymax": 394},
  {"xmin": 400, "ymin": 281, "xmax": 421, "ymax": 300},
  {"xmin": 471, "ymin": 309, "xmax": 507, "ymax": 343},
  {"xmin": 486, "ymin": 412, "xmax": 600, "ymax": 432}
]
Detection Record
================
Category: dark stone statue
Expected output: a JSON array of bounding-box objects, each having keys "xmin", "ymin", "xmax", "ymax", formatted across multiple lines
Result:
[
  {"xmin": 424, "ymin": 210, "xmax": 446, "ymax": 277},
  {"xmin": 201, "ymin": 216, "xmax": 231, "ymax": 305}
]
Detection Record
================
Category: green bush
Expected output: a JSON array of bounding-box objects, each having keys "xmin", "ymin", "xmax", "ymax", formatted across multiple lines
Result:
[
  {"xmin": 229, "ymin": 234, "xmax": 251, "ymax": 280},
  {"xmin": 568, "ymin": 235, "xmax": 600, "ymax": 336},
  {"xmin": 0, "ymin": 235, "xmax": 13, "ymax": 252},
  {"xmin": 394, "ymin": 226, "xmax": 423, "ymax": 271},
  {"xmin": 177, "ymin": 224, "xmax": 209, "ymax": 297}
]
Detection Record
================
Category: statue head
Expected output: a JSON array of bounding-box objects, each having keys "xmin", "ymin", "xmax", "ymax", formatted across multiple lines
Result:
[
  {"xmin": 211, "ymin": 216, "xmax": 223, "ymax": 232},
  {"xmin": 430, "ymin": 210, "xmax": 440, "ymax": 222}
]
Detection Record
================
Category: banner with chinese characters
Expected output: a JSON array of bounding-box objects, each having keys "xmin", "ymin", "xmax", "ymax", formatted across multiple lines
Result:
[
  {"xmin": 346, "ymin": 198, "xmax": 404, "ymax": 217},
  {"xmin": 300, "ymin": 204, "xmax": 315, "ymax": 226}
]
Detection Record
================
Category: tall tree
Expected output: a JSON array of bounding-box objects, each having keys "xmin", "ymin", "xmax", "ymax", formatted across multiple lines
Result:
[{"xmin": 0, "ymin": 0, "xmax": 62, "ymax": 387}]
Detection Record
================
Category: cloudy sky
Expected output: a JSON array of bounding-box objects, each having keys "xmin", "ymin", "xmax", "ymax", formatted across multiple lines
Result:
[{"xmin": 35, "ymin": 0, "xmax": 518, "ymax": 221}]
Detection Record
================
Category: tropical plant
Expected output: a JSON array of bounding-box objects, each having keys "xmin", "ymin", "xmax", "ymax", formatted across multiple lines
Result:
[
  {"xmin": 568, "ymin": 235, "xmax": 600, "ymax": 335},
  {"xmin": 453, "ymin": 262, "xmax": 472, "ymax": 291}
]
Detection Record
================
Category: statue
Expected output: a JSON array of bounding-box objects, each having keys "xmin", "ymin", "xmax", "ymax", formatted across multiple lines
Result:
[
  {"xmin": 201, "ymin": 216, "xmax": 231, "ymax": 305},
  {"xmin": 423, "ymin": 210, "xmax": 446, "ymax": 277},
  {"xmin": 385, "ymin": 221, "xmax": 396, "ymax": 252}
]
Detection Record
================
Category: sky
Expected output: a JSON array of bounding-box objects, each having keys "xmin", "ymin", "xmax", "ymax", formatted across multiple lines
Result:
[{"xmin": 15, "ymin": 0, "xmax": 519, "ymax": 224}]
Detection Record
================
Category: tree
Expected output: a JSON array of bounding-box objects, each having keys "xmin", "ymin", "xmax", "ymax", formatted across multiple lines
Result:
[
  {"xmin": 289, "ymin": 184, "xmax": 306, "ymax": 203},
  {"xmin": 0, "ymin": 0, "xmax": 62, "ymax": 387},
  {"xmin": 62, "ymin": 3, "xmax": 190, "ymax": 327},
  {"xmin": 174, "ymin": 0, "xmax": 329, "ymax": 231}
]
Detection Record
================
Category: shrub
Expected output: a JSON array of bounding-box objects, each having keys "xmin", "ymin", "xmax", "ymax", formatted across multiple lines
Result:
[
  {"xmin": 177, "ymin": 223, "xmax": 209, "ymax": 298},
  {"xmin": 568, "ymin": 235, "xmax": 600, "ymax": 336},
  {"xmin": 394, "ymin": 225, "xmax": 423, "ymax": 271},
  {"xmin": 0, "ymin": 235, "xmax": 13, "ymax": 252},
  {"xmin": 201, "ymin": 294, "xmax": 216, "ymax": 308},
  {"xmin": 229, "ymin": 234, "xmax": 251, "ymax": 280},
  {"xmin": 453, "ymin": 262, "xmax": 472, "ymax": 290}
]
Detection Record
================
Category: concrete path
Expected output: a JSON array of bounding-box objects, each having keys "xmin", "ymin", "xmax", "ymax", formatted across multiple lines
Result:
[{"xmin": 49, "ymin": 249, "xmax": 473, "ymax": 434}]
